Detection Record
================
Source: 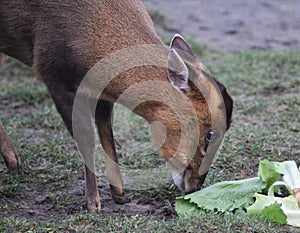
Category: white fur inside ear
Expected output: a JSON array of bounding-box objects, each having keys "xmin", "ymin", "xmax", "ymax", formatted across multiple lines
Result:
[
  {"xmin": 170, "ymin": 33, "xmax": 187, "ymax": 47},
  {"xmin": 170, "ymin": 34, "xmax": 194, "ymax": 57},
  {"xmin": 168, "ymin": 49, "xmax": 189, "ymax": 90}
]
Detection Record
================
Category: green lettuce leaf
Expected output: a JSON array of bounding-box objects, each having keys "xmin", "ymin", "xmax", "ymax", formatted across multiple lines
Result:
[
  {"xmin": 258, "ymin": 160, "xmax": 281, "ymax": 191},
  {"xmin": 175, "ymin": 198, "xmax": 202, "ymax": 217},
  {"xmin": 175, "ymin": 160, "xmax": 300, "ymax": 228},
  {"xmin": 176, "ymin": 177, "xmax": 265, "ymax": 215},
  {"xmin": 261, "ymin": 203, "xmax": 286, "ymax": 224},
  {"xmin": 247, "ymin": 193, "xmax": 300, "ymax": 227},
  {"xmin": 247, "ymin": 193, "xmax": 287, "ymax": 224},
  {"xmin": 272, "ymin": 161, "xmax": 300, "ymax": 190}
]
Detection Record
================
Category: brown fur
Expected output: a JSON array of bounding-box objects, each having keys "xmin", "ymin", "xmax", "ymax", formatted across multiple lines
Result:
[
  {"xmin": 0, "ymin": 122, "xmax": 21, "ymax": 172},
  {"xmin": 0, "ymin": 0, "xmax": 233, "ymax": 212}
]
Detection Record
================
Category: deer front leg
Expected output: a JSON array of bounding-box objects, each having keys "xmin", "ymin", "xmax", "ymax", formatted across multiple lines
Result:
[
  {"xmin": 84, "ymin": 164, "xmax": 101, "ymax": 212},
  {"xmin": 77, "ymin": 121, "xmax": 101, "ymax": 213},
  {"xmin": 45, "ymin": 84, "xmax": 101, "ymax": 213},
  {"xmin": 95, "ymin": 101, "xmax": 128, "ymax": 204},
  {"xmin": 0, "ymin": 121, "xmax": 21, "ymax": 172}
]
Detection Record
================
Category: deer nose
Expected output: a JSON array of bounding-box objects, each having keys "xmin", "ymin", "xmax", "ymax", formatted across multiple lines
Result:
[{"xmin": 184, "ymin": 171, "xmax": 208, "ymax": 195}]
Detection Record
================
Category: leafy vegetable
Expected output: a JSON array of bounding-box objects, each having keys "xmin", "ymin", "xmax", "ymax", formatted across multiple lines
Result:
[
  {"xmin": 247, "ymin": 193, "xmax": 300, "ymax": 227},
  {"xmin": 246, "ymin": 193, "xmax": 287, "ymax": 224},
  {"xmin": 272, "ymin": 161, "xmax": 300, "ymax": 198},
  {"xmin": 260, "ymin": 203, "xmax": 286, "ymax": 224},
  {"xmin": 176, "ymin": 177, "xmax": 264, "ymax": 215},
  {"xmin": 174, "ymin": 198, "xmax": 202, "ymax": 217},
  {"xmin": 175, "ymin": 160, "xmax": 300, "ymax": 228},
  {"xmin": 258, "ymin": 160, "xmax": 281, "ymax": 191}
]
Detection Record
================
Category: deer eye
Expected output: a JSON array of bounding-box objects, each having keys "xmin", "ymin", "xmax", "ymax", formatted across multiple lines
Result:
[{"xmin": 205, "ymin": 130, "xmax": 217, "ymax": 150}]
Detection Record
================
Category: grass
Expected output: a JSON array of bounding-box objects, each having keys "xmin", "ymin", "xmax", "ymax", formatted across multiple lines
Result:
[
  {"xmin": 0, "ymin": 42, "xmax": 299, "ymax": 232},
  {"xmin": 148, "ymin": 9, "xmax": 166, "ymax": 23}
]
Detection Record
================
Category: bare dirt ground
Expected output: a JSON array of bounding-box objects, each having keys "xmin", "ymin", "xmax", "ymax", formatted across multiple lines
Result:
[{"xmin": 143, "ymin": 0, "xmax": 300, "ymax": 52}]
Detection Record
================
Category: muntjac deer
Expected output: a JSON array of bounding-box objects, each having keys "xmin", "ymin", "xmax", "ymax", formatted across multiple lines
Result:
[{"xmin": 0, "ymin": 0, "xmax": 233, "ymax": 212}]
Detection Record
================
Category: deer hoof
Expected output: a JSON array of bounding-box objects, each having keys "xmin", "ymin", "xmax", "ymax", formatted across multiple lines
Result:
[
  {"xmin": 5, "ymin": 151, "xmax": 21, "ymax": 174},
  {"xmin": 112, "ymin": 193, "xmax": 129, "ymax": 204},
  {"xmin": 86, "ymin": 195, "xmax": 101, "ymax": 213}
]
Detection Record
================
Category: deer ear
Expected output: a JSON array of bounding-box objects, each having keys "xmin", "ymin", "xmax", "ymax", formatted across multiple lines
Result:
[
  {"xmin": 170, "ymin": 34, "xmax": 194, "ymax": 57},
  {"xmin": 168, "ymin": 48, "xmax": 189, "ymax": 90}
]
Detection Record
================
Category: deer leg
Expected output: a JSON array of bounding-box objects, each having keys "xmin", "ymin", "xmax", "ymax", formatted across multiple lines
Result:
[
  {"xmin": 0, "ymin": 121, "xmax": 21, "ymax": 172},
  {"xmin": 95, "ymin": 100, "xmax": 128, "ymax": 204},
  {"xmin": 45, "ymin": 85, "xmax": 101, "ymax": 213}
]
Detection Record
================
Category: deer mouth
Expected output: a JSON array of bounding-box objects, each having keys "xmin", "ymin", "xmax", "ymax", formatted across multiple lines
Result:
[
  {"xmin": 172, "ymin": 168, "xmax": 208, "ymax": 194},
  {"xmin": 184, "ymin": 171, "xmax": 208, "ymax": 195}
]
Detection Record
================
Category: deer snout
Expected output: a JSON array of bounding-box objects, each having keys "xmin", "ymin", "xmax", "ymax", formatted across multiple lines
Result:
[
  {"xmin": 172, "ymin": 167, "xmax": 208, "ymax": 194},
  {"xmin": 184, "ymin": 172, "xmax": 208, "ymax": 194}
]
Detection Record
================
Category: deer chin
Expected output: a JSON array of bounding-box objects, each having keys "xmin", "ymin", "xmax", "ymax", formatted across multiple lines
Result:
[
  {"xmin": 172, "ymin": 168, "xmax": 208, "ymax": 194},
  {"xmin": 172, "ymin": 169, "xmax": 186, "ymax": 190}
]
